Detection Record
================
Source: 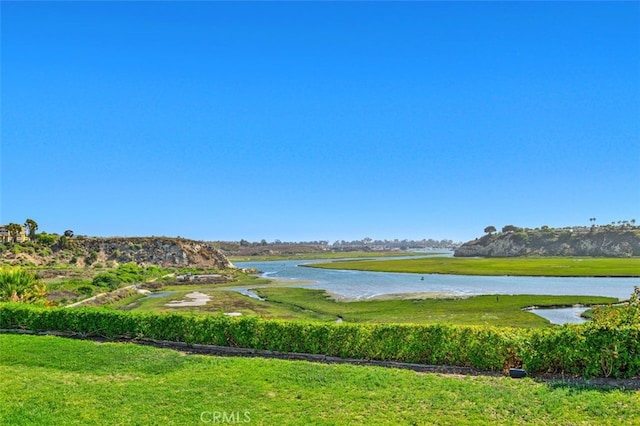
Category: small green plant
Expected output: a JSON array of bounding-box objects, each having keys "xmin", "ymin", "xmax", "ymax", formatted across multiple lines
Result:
[{"xmin": 0, "ymin": 268, "xmax": 47, "ymax": 303}]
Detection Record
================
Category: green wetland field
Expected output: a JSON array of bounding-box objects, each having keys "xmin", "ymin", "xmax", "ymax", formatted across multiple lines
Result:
[
  {"xmin": 308, "ymin": 256, "xmax": 640, "ymax": 277},
  {"xmin": 106, "ymin": 273, "xmax": 616, "ymax": 328}
]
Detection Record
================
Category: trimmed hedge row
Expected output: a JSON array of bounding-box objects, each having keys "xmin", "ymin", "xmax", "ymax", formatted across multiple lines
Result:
[{"xmin": 1, "ymin": 303, "xmax": 638, "ymax": 378}]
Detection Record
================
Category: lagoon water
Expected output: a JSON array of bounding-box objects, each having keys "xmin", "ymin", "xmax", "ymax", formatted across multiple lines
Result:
[
  {"xmin": 528, "ymin": 307, "xmax": 590, "ymax": 324},
  {"xmin": 235, "ymin": 259, "xmax": 637, "ymax": 301}
]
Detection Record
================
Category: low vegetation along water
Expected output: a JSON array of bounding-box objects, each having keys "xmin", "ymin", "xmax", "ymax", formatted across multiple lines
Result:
[{"xmin": 235, "ymin": 259, "xmax": 638, "ymax": 324}]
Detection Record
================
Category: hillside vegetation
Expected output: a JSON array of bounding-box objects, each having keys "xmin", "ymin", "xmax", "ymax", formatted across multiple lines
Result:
[
  {"xmin": 455, "ymin": 225, "xmax": 640, "ymax": 257},
  {"xmin": 0, "ymin": 235, "xmax": 233, "ymax": 269}
]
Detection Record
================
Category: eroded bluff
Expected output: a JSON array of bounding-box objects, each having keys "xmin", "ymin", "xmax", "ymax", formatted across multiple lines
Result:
[
  {"xmin": 454, "ymin": 228, "xmax": 640, "ymax": 258},
  {"xmin": 75, "ymin": 237, "xmax": 234, "ymax": 268}
]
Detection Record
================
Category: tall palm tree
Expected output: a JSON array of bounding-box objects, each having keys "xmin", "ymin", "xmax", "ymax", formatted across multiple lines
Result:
[{"xmin": 24, "ymin": 218, "xmax": 38, "ymax": 241}]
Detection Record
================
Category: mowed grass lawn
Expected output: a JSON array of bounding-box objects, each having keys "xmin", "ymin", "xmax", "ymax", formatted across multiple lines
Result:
[
  {"xmin": 1, "ymin": 334, "xmax": 638, "ymax": 425},
  {"xmin": 308, "ymin": 256, "xmax": 640, "ymax": 277}
]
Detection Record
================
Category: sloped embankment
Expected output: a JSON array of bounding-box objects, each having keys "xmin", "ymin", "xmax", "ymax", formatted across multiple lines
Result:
[
  {"xmin": 455, "ymin": 227, "xmax": 640, "ymax": 257},
  {"xmin": 73, "ymin": 237, "xmax": 234, "ymax": 268}
]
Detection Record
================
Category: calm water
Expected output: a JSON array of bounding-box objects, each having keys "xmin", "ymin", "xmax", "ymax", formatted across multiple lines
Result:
[
  {"xmin": 236, "ymin": 259, "xmax": 637, "ymax": 301},
  {"xmin": 528, "ymin": 307, "xmax": 589, "ymax": 325}
]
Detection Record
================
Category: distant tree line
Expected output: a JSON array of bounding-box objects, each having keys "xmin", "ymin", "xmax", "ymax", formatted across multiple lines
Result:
[
  {"xmin": 482, "ymin": 219, "xmax": 639, "ymax": 237},
  {"xmin": 223, "ymin": 237, "xmax": 459, "ymax": 251}
]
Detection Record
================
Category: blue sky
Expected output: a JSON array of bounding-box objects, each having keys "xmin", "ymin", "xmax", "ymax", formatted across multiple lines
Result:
[{"xmin": 2, "ymin": 1, "xmax": 639, "ymax": 243}]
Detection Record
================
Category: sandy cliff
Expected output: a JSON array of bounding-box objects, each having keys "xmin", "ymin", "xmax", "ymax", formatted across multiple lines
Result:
[{"xmin": 454, "ymin": 227, "xmax": 640, "ymax": 257}]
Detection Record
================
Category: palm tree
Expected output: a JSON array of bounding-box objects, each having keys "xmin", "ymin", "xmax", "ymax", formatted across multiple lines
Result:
[
  {"xmin": 24, "ymin": 218, "xmax": 38, "ymax": 241},
  {"xmin": 6, "ymin": 223, "xmax": 23, "ymax": 243}
]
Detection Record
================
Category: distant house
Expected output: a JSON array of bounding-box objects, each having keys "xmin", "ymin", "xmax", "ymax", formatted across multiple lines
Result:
[{"xmin": 0, "ymin": 224, "xmax": 27, "ymax": 243}]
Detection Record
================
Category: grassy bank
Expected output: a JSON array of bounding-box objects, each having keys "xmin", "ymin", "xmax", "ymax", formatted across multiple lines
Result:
[
  {"xmin": 253, "ymin": 288, "xmax": 615, "ymax": 327},
  {"xmin": 307, "ymin": 256, "xmax": 640, "ymax": 277},
  {"xmin": 113, "ymin": 283, "xmax": 615, "ymax": 327},
  {"xmin": 228, "ymin": 250, "xmax": 435, "ymax": 262},
  {"xmin": 1, "ymin": 334, "xmax": 638, "ymax": 425}
]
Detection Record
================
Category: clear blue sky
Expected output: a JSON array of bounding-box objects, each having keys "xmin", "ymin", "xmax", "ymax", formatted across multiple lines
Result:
[{"xmin": 2, "ymin": 1, "xmax": 639, "ymax": 243}]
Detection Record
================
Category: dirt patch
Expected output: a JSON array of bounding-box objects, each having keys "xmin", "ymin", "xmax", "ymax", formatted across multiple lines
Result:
[{"xmin": 165, "ymin": 292, "xmax": 211, "ymax": 307}]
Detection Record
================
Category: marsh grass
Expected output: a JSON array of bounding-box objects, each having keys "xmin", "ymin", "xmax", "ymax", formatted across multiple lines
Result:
[
  {"xmin": 1, "ymin": 334, "xmax": 638, "ymax": 425},
  {"xmin": 112, "ymin": 283, "xmax": 614, "ymax": 327},
  {"xmin": 308, "ymin": 256, "xmax": 640, "ymax": 277},
  {"xmin": 253, "ymin": 288, "xmax": 615, "ymax": 327},
  {"xmin": 228, "ymin": 251, "xmax": 436, "ymax": 262}
]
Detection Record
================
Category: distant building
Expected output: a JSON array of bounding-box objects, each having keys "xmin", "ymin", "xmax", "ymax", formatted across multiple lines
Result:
[{"xmin": 0, "ymin": 224, "xmax": 27, "ymax": 243}]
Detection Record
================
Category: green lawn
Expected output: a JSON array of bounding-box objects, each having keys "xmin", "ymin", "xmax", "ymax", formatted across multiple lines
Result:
[
  {"xmin": 1, "ymin": 334, "xmax": 638, "ymax": 425},
  {"xmin": 307, "ymin": 256, "xmax": 640, "ymax": 277}
]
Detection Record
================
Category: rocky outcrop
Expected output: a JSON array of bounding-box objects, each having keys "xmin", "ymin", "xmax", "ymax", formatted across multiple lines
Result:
[
  {"xmin": 70, "ymin": 237, "xmax": 234, "ymax": 268},
  {"xmin": 455, "ymin": 227, "xmax": 640, "ymax": 258}
]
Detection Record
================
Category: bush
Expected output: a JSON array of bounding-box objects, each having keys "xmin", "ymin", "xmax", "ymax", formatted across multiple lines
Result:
[
  {"xmin": 36, "ymin": 233, "xmax": 59, "ymax": 246},
  {"xmin": 92, "ymin": 273, "xmax": 122, "ymax": 291},
  {"xmin": 77, "ymin": 286, "xmax": 94, "ymax": 296},
  {"xmin": 0, "ymin": 269, "xmax": 47, "ymax": 303},
  {"xmin": 590, "ymin": 286, "xmax": 640, "ymax": 327},
  {"xmin": 37, "ymin": 247, "xmax": 52, "ymax": 257},
  {"xmin": 85, "ymin": 251, "xmax": 98, "ymax": 266},
  {"xmin": 1, "ymin": 303, "xmax": 638, "ymax": 378},
  {"xmin": 511, "ymin": 232, "xmax": 529, "ymax": 244}
]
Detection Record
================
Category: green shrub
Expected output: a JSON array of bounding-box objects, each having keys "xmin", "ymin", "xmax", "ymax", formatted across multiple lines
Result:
[
  {"xmin": 37, "ymin": 247, "xmax": 52, "ymax": 257},
  {"xmin": 511, "ymin": 232, "xmax": 529, "ymax": 244},
  {"xmin": 590, "ymin": 286, "xmax": 640, "ymax": 327},
  {"xmin": 0, "ymin": 269, "xmax": 47, "ymax": 303},
  {"xmin": 0, "ymin": 304, "xmax": 638, "ymax": 378},
  {"xmin": 92, "ymin": 273, "xmax": 121, "ymax": 291},
  {"xmin": 36, "ymin": 233, "xmax": 58, "ymax": 246},
  {"xmin": 85, "ymin": 251, "xmax": 98, "ymax": 265},
  {"xmin": 77, "ymin": 286, "xmax": 94, "ymax": 296}
]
